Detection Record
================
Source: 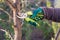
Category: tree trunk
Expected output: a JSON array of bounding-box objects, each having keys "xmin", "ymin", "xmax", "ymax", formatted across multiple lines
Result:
[
  {"xmin": 13, "ymin": 9, "xmax": 22, "ymax": 40},
  {"xmin": 13, "ymin": 0, "xmax": 22, "ymax": 40},
  {"xmin": 13, "ymin": 18, "xmax": 22, "ymax": 40},
  {"xmin": 6, "ymin": 0, "xmax": 22, "ymax": 40}
]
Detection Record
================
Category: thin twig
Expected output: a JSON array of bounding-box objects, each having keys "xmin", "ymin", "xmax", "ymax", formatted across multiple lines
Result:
[
  {"xmin": 0, "ymin": 29, "xmax": 14, "ymax": 40},
  {"xmin": 0, "ymin": 8, "xmax": 12, "ymax": 18},
  {"xmin": 0, "ymin": 8, "xmax": 12, "ymax": 22},
  {"xmin": 5, "ymin": 0, "xmax": 16, "ymax": 11}
]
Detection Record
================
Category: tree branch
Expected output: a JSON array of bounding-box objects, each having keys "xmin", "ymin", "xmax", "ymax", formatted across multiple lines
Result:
[
  {"xmin": 0, "ymin": 29, "xmax": 14, "ymax": 40},
  {"xmin": 0, "ymin": 8, "xmax": 12, "ymax": 22},
  {"xmin": 0, "ymin": 8, "xmax": 12, "ymax": 18},
  {"xmin": 5, "ymin": 0, "xmax": 16, "ymax": 11},
  {"xmin": 16, "ymin": 0, "xmax": 20, "ymax": 15}
]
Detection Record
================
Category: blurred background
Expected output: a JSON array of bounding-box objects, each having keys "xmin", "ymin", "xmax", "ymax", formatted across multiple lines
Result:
[{"xmin": 0, "ymin": 0, "xmax": 60, "ymax": 40}]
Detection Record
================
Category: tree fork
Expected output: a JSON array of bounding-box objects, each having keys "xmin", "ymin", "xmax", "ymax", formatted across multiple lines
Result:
[
  {"xmin": 13, "ymin": 0, "xmax": 22, "ymax": 40},
  {"xmin": 6, "ymin": 0, "xmax": 22, "ymax": 40}
]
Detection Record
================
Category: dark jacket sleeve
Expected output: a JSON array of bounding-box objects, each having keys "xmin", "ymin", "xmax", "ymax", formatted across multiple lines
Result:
[{"xmin": 43, "ymin": 7, "xmax": 60, "ymax": 22}]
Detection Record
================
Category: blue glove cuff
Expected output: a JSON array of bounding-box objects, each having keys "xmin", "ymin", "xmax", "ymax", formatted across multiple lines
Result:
[{"xmin": 31, "ymin": 8, "xmax": 44, "ymax": 20}]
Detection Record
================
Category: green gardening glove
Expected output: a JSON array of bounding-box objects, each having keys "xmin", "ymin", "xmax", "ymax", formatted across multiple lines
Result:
[
  {"xmin": 25, "ymin": 17, "xmax": 39, "ymax": 26},
  {"xmin": 25, "ymin": 8, "xmax": 44, "ymax": 26}
]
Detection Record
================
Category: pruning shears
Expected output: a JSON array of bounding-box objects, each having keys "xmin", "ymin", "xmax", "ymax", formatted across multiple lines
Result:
[{"xmin": 17, "ymin": 8, "xmax": 44, "ymax": 26}]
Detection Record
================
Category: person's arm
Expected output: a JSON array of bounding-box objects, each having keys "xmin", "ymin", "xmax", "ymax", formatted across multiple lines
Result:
[
  {"xmin": 24, "ymin": 7, "xmax": 60, "ymax": 26},
  {"xmin": 43, "ymin": 7, "xmax": 60, "ymax": 22}
]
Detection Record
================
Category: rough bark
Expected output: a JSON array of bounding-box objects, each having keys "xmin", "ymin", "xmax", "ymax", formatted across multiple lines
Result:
[{"xmin": 6, "ymin": 0, "xmax": 22, "ymax": 40}]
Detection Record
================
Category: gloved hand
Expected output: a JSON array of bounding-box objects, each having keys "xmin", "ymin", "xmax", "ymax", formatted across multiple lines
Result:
[
  {"xmin": 25, "ymin": 8, "xmax": 44, "ymax": 26},
  {"xmin": 25, "ymin": 18, "xmax": 39, "ymax": 26}
]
